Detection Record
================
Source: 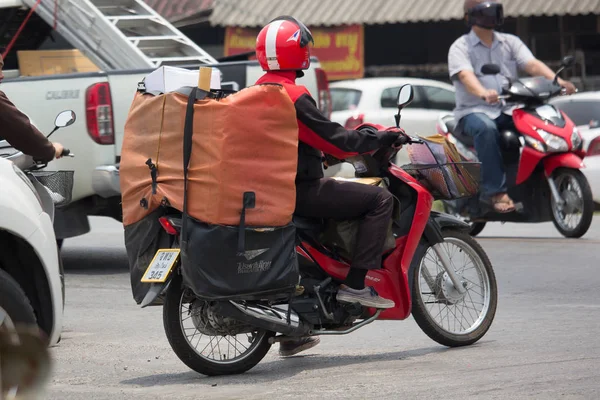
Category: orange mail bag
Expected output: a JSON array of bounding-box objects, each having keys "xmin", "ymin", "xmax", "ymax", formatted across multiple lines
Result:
[{"xmin": 120, "ymin": 84, "xmax": 299, "ymax": 228}]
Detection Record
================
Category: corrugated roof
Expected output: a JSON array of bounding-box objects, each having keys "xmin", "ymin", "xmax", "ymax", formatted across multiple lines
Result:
[{"xmin": 208, "ymin": 0, "xmax": 600, "ymax": 27}]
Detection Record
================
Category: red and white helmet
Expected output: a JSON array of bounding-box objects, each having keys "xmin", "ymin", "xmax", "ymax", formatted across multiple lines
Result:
[{"xmin": 256, "ymin": 16, "xmax": 314, "ymax": 72}]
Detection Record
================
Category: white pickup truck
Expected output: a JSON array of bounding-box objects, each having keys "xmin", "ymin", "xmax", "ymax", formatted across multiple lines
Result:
[{"xmin": 0, "ymin": 60, "xmax": 331, "ymax": 242}]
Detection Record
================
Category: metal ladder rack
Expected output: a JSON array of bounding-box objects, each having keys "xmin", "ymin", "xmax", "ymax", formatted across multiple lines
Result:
[{"xmin": 22, "ymin": 0, "xmax": 217, "ymax": 71}]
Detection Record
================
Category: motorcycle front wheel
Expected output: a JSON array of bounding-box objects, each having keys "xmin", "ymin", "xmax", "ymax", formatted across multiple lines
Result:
[
  {"xmin": 163, "ymin": 273, "xmax": 273, "ymax": 376},
  {"xmin": 410, "ymin": 230, "xmax": 497, "ymax": 347},
  {"xmin": 550, "ymin": 168, "xmax": 594, "ymax": 239}
]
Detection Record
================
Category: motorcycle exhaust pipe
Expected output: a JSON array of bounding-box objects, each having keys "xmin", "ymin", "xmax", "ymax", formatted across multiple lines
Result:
[{"xmin": 216, "ymin": 301, "xmax": 308, "ymax": 336}]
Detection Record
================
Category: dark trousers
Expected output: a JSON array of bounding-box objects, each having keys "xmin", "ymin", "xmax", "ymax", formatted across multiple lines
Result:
[
  {"xmin": 295, "ymin": 178, "xmax": 394, "ymax": 270},
  {"xmin": 459, "ymin": 112, "xmax": 514, "ymax": 198}
]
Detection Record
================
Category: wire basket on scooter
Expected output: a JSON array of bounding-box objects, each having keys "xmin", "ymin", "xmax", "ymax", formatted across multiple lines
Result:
[
  {"xmin": 401, "ymin": 135, "xmax": 480, "ymax": 200},
  {"xmin": 30, "ymin": 171, "xmax": 74, "ymax": 208}
]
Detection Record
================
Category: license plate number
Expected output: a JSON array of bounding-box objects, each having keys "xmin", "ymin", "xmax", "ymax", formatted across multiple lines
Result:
[{"xmin": 141, "ymin": 249, "xmax": 180, "ymax": 283}]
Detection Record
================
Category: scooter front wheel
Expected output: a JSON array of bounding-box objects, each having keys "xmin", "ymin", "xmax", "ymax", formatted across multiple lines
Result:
[
  {"xmin": 410, "ymin": 230, "xmax": 497, "ymax": 347},
  {"xmin": 550, "ymin": 168, "xmax": 594, "ymax": 238}
]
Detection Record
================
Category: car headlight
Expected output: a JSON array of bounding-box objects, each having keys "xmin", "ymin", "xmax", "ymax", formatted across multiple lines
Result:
[
  {"xmin": 12, "ymin": 164, "xmax": 43, "ymax": 206},
  {"xmin": 531, "ymin": 129, "xmax": 569, "ymax": 152},
  {"xmin": 571, "ymin": 127, "xmax": 582, "ymax": 150}
]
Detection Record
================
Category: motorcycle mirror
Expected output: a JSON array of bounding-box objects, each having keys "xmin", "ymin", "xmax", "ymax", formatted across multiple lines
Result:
[
  {"xmin": 54, "ymin": 110, "xmax": 76, "ymax": 128},
  {"xmin": 396, "ymin": 84, "xmax": 414, "ymax": 110},
  {"xmin": 481, "ymin": 64, "xmax": 501, "ymax": 75},
  {"xmin": 561, "ymin": 55, "xmax": 575, "ymax": 68}
]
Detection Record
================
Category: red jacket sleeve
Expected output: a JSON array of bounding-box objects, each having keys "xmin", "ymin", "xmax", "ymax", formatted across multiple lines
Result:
[{"xmin": 294, "ymin": 94, "xmax": 398, "ymax": 159}]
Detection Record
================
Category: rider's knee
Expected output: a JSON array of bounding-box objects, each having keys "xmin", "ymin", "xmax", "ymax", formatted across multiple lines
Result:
[{"xmin": 467, "ymin": 113, "xmax": 498, "ymax": 136}]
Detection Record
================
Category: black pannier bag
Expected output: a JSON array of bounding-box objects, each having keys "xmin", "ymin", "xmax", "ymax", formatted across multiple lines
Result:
[
  {"xmin": 179, "ymin": 87, "xmax": 299, "ymax": 300},
  {"xmin": 125, "ymin": 207, "xmax": 174, "ymax": 304}
]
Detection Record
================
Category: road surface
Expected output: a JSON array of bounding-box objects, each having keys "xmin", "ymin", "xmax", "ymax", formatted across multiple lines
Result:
[{"xmin": 48, "ymin": 217, "xmax": 600, "ymax": 399}]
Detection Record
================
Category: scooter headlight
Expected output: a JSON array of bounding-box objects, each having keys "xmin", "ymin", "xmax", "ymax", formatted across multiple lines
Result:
[
  {"xmin": 571, "ymin": 127, "xmax": 582, "ymax": 150},
  {"xmin": 533, "ymin": 129, "xmax": 569, "ymax": 153}
]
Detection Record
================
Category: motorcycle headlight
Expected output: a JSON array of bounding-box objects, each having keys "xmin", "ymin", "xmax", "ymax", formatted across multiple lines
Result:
[
  {"xmin": 12, "ymin": 164, "xmax": 43, "ymax": 206},
  {"xmin": 571, "ymin": 127, "xmax": 582, "ymax": 150},
  {"xmin": 534, "ymin": 129, "xmax": 569, "ymax": 152}
]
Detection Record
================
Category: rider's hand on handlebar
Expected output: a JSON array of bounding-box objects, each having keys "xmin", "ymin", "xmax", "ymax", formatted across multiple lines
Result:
[
  {"xmin": 481, "ymin": 89, "xmax": 499, "ymax": 104},
  {"xmin": 385, "ymin": 127, "xmax": 409, "ymax": 148},
  {"xmin": 53, "ymin": 143, "xmax": 65, "ymax": 159},
  {"xmin": 558, "ymin": 78, "xmax": 577, "ymax": 95}
]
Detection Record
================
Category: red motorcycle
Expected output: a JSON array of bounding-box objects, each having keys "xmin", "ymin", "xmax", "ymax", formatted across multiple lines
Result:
[
  {"xmin": 437, "ymin": 56, "xmax": 593, "ymax": 238},
  {"xmin": 143, "ymin": 85, "xmax": 498, "ymax": 376}
]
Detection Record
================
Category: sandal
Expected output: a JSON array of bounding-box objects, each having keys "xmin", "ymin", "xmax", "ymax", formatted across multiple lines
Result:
[{"xmin": 484, "ymin": 193, "xmax": 515, "ymax": 214}]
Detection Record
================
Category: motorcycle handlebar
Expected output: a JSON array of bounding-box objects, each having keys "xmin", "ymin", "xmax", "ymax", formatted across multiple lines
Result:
[{"xmin": 61, "ymin": 148, "xmax": 74, "ymax": 157}]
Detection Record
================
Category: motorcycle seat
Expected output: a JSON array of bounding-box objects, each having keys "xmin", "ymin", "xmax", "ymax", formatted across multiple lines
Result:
[
  {"xmin": 293, "ymin": 215, "xmax": 325, "ymax": 232},
  {"xmin": 448, "ymin": 119, "xmax": 474, "ymax": 148}
]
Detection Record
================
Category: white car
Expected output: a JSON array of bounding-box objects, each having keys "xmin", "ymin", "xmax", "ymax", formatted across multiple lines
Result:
[
  {"xmin": 327, "ymin": 77, "xmax": 456, "ymax": 177},
  {"xmin": 550, "ymin": 92, "xmax": 600, "ymax": 203},
  {"xmin": 0, "ymin": 111, "xmax": 75, "ymax": 346}
]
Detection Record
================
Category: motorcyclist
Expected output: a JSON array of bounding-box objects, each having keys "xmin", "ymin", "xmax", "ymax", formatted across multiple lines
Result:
[
  {"xmin": 0, "ymin": 54, "xmax": 64, "ymax": 162},
  {"xmin": 448, "ymin": 0, "xmax": 576, "ymax": 212},
  {"xmin": 255, "ymin": 16, "xmax": 406, "ymax": 357}
]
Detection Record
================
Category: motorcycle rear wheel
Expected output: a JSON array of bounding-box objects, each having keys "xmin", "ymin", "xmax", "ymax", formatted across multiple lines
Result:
[
  {"xmin": 163, "ymin": 273, "xmax": 273, "ymax": 376},
  {"xmin": 410, "ymin": 230, "xmax": 497, "ymax": 347}
]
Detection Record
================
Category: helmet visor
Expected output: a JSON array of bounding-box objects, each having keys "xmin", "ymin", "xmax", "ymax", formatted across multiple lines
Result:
[
  {"xmin": 470, "ymin": 2, "xmax": 504, "ymax": 28},
  {"xmin": 270, "ymin": 15, "xmax": 315, "ymax": 48},
  {"xmin": 295, "ymin": 19, "xmax": 314, "ymax": 48}
]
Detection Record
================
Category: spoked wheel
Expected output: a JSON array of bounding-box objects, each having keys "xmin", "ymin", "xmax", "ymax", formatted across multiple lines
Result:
[
  {"xmin": 550, "ymin": 168, "xmax": 594, "ymax": 238},
  {"xmin": 411, "ymin": 230, "xmax": 497, "ymax": 347},
  {"xmin": 163, "ymin": 274, "xmax": 273, "ymax": 376}
]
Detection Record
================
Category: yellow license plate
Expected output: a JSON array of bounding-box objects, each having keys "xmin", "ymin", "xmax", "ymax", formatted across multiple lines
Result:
[{"xmin": 141, "ymin": 249, "xmax": 180, "ymax": 283}]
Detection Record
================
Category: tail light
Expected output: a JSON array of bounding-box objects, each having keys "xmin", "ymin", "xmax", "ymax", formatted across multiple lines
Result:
[
  {"xmin": 315, "ymin": 67, "xmax": 332, "ymax": 119},
  {"xmin": 587, "ymin": 136, "xmax": 600, "ymax": 157},
  {"xmin": 86, "ymin": 82, "xmax": 115, "ymax": 145},
  {"xmin": 159, "ymin": 217, "xmax": 179, "ymax": 235},
  {"xmin": 344, "ymin": 114, "xmax": 364, "ymax": 130}
]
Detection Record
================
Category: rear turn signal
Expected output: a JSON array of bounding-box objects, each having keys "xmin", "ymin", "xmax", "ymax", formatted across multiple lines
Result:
[
  {"xmin": 158, "ymin": 217, "xmax": 179, "ymax": 235},
  {"xmin": 86, "ymin": 82, "xmax": 115, "ymax": 145}
]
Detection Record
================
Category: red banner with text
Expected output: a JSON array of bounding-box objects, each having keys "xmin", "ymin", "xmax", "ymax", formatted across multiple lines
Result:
[{"xmin": 224, "ymin": 25, "xmax": 364, "ymax": 81}]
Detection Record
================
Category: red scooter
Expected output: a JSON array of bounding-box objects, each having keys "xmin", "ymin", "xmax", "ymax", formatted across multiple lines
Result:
[
  {"xmin": 143, "ymin": 85, "xmax": 498, "ymax": 377},
  {"xmin": 437, "ymin": 56, "xmax": 593, "ymax": 238}
]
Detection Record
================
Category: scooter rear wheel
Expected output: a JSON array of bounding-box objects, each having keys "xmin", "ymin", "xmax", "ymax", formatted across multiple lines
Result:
[
  {"xmin": 410, "ymin": 230, "xmax": 497, "ymax": 347},
  {"xmin": 163, "ymin": 273, "xmax": 273, "ymax": 376},
  {"xmin": 550, "ymin": 168, "xmax": 594, "ymax": 239}
]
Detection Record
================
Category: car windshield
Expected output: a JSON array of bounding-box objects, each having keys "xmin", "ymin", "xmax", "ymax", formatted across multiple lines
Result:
[
  {"xmin": 330, "ymin": 88, "xmax": 362, "ymax": 112},
  {"xmin": 553, "ymin": 100, "xmax": 600, "ymax": 127}
]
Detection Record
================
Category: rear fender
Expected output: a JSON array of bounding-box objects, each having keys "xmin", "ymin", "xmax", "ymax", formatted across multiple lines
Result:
[
  {"xmin": 543, "ymin": 153, "xmax": 585, "ymax": 177},
  {"xmin": 140, "ymin": 276, "xmax": 174, "ymax": 308}
]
